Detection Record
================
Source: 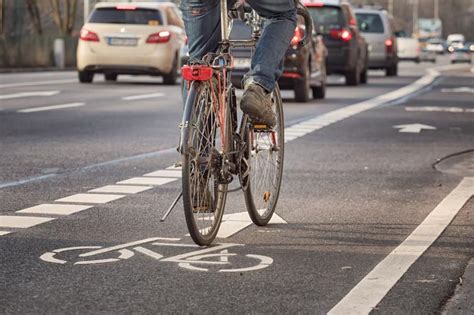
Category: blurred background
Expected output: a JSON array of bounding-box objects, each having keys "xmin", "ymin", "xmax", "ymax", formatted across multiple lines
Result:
[{"xmin": 1, "ymin": 0, "xmax": 473, "ymax": 69}]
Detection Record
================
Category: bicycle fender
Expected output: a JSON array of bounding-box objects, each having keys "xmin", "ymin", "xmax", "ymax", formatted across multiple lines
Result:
[{"xmin": 179, "ymin": 81, "xmax": 201, "ymax": 155}]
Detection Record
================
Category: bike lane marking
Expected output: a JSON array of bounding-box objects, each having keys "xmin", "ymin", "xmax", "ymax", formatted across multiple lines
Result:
[
  {"xmin": 55, "ymin": 193, "xmax": 126, "ymax": 204},
  {"xmin": 16, "ymin": 204, "xmax": 93, "ymax": 215},
  {"xmin": 328, "ymin": 177, "xmax": 474, "ymax": 315},
  {"xmin": 117, "ymin": 177, "xmax": 178, "ymax": 186},
  {"xmin": 89, "ymin": 185, "xmax": 153, "ymax": 194},
  {"xmin": 217, "ymin": 211, "xmax": 287, "ymax": 238},
  {"xmin": 0, "ymin": 216, "xmax": 56, "ymax": 228}
]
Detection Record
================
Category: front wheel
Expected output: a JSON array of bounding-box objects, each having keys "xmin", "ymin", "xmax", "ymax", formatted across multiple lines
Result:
[
  {"xmin": 182, "ymin": 81, "xmax": 230, "ymax": 246},
  {"xmin": 242, "ymin": 85, "xmax": 285, "ymax": 226}
]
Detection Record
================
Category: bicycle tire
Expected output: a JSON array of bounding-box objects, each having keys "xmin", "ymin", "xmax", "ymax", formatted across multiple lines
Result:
[
  {"xmin": 182, "ymin": 81, "xmax": 230, "ymax": 246},
  {"xmin": 242, "ymin": 85, "xmax": 285, "ymax": 226}
]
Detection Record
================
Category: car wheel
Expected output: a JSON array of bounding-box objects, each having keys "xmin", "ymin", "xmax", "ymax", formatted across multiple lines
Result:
[
  {"xmin": 105, "ymin": 74, "xmax": 118, "ymax": 81},
  {"xmin": 163, "ymin": 55, "xmax": 178, "ymax": 85},
  {"xmin": 312, "ymin": 80, "xmax": 326, "ymax": 99},
  {"xmin": 78, "ymin": 71, "xmax": 94, "ymax": 83},
  {"xmin": 294, "ymin": 64, "xmax": 310, "ymax": 103},
  {"xmin": 415, "ymin": 58, "xmax": 420, "ymax": 64},
  {"xmin": 360, "ymin": 65, "xmax": 368, "ymax": 84},
  {"xmin": 345, "ymin": 65, "xmax": 360, "ymax": 86},
  {"xmin": 386, "ymin": 63, "xmax": 398, "ymax": 77}
]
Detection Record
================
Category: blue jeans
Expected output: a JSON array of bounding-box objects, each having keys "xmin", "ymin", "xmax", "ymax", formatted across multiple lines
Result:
[{"xmin": 180, "ymin": 0, "xmax": 296, "ymax": 92}]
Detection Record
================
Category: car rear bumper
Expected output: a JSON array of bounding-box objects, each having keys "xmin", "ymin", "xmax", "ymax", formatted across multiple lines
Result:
[
  {"xmin": 77, "ymin": 42, "xmax": 175, "ymax": 74},
  {"xmin": 326, "ymin": 47, "xmax": 353, "ymax": 74}
]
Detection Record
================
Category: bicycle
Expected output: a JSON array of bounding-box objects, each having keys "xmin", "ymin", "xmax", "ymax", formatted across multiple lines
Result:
[{"xmin": 170, "ymin": 0, "xmax": 313, "ymax": 246}]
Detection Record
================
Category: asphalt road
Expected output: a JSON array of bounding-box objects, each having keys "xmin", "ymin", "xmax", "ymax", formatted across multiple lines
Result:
[{"xmin": 1, "ymin": 57, "xmax": 473, "ymax": 314}]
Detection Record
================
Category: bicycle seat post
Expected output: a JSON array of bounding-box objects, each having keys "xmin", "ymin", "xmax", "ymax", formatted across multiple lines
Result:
[{"xmin": 220, "ymin": 0, "xmax": 230, "ymax": 42}]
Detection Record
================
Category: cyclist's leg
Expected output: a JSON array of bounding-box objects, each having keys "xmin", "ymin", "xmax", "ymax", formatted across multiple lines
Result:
[{"xmin": 243, "ymin": 0, "xmax": 297, "ymax": 92}]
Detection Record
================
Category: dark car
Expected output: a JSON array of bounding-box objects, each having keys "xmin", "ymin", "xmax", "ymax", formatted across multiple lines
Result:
[
  {"xmin": 304, "ymin": 0, "xmax": 369, "ymax": 86},
  {"xmin": 230, "ymin": 18, "xmax": 327, "ymax": 102}
]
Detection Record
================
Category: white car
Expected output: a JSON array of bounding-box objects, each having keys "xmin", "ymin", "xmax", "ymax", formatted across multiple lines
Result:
[
  {"xmin": 77, "ymin": 2, "xmax": 186, "ymax": 84},
  {"xmin": 396, "ymin": 36, "xmax": 420, "ymax": 63}
]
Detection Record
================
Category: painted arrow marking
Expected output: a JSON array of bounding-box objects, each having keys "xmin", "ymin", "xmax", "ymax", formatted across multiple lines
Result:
[
  {"xmin": 0, "ymin": 90, "xmax": 60, "ymax": 100},
  {"xmin": 393, "ymin": 123, "xmax": 437, "ymax": 133}
]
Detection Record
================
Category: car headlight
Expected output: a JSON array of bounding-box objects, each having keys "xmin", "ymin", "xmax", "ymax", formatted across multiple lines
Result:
[{"xmin": 470, "ymin": 44, "xmax": 474, "ymax": 52}]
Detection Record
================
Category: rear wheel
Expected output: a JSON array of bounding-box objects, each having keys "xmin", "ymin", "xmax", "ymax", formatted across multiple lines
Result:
[
  {"xmin": 312, "ymin": 80, "xmax": 326, "ymax": 99},
  {"xmin": 294, "ymin": 64, "xmax": 310, "ymax": 102},
  {"xmin": 182, "ymin": 81, "xmax": 229, "ymax": 246},
  {"xmin": 105, "ymin": 74, "xmax": 118, "ymax": 81},
  {"xmin": 386, "ymin": 63, "xmax": 398, "ymax": 76},
  {"xmin": 360, "ymin": 66, "xmax": 368, "ymax": 84},
  {"xmin": 242, "ymin": 85, "xmax": 285, "ymax": 226},
  {"xmin": 345, "ymin": 63, "xmax": 360, "ymax": 86},
  {"xmin": 163, "ymin": 55, "xmax": 178, "ymax": 85},
  {"xmin": 78, "ymin": 71, "xmax": 94, "ymax": 83}
]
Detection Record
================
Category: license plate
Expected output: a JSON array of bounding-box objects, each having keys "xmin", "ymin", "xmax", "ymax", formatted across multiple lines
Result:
[
  {"xmin": 233, "ymin": 58, "xmax": 251, "ymax": 69},
  {"xmin": 108, "ymin": 37, "xmax": 138, "ymax": 46}
]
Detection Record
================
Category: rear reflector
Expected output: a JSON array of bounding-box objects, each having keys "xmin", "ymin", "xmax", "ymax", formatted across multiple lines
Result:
[
  {"xmin": 80, "ymin": 28, "xmax": 99, "ymax": 42},
  {"xmin": 181, "ymin": 65, "xmax": 213, "ymax": 81},
  {"xmin": 290, "ymin": 26, "xmax": 304, "ymax": 46},
  {"xmin": 146, "ymin": 31, "xmax": 171, "ymax": 44}
]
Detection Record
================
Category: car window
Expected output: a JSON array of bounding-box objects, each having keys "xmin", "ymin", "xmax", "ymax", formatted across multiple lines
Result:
[
  {"xmin": 356, "ymin": 13, "xmax": 384, "ymax": 33},
  {"xmin": 89, "ymin": 7, "xmax": 163, "ymax": 25},
  {"xmin": 307, "ymin": 6, "xmax": 344, "ymax": 34},
  {"xmin": 166, "ymin": 7, "xmax": 184, "ymax": 28}
]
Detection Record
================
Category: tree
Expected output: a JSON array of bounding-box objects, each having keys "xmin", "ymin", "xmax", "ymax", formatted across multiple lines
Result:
[
  {"xmin": 25, "ymin": 0, "xmax": 43, "ymax": 34},
  {"xmin": 48, "ymin": 0, "xmax": 78, "ymax": 35}
]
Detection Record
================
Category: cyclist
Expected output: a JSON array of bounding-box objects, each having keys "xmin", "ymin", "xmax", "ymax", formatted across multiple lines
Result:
[{"xmin": 180, "ymin": 0, "xmax": 297, "ymax": 128}]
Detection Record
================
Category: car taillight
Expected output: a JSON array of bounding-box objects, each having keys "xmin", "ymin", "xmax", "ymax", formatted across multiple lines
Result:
[
  {"xmin": 385, "ymin": 38, "xmax": 394, "ymax": 53},
  {"xmin": 330, "ymin": 28, "xmax": 352, "ymax": 42},
  {"xmin": 146, "ymin": 31, "xmax": 171, "ymax": 44},
  {"xmin": 290, "ymin": 26, "xmax": 304, "ymax": 46},
  {"xmin": 80, "ymin": 28, "xmax": 99, "ymax": 42}
]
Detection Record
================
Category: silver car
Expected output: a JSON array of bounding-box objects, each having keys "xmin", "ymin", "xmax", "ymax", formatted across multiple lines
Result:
[{"xmin": 355, "ymin": 7, "xmax": 398, "ymax": 76}]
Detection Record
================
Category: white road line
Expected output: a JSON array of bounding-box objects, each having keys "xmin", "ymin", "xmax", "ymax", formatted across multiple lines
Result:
[
  {"xmin": 0, "ymin": 231, "xmax": 12, "ymax": 236},
  {"xmin": 122, "ymin": 93, "xmax": 165, "ymax": 101},
  {"xmin": 328, "ymin": 177, "xmax": 474, "ymax": 315},
  {"xmin": 89, "ymin": 185, "xmax": 153, "ymax": 194},
  {"xmin": 117, "ymin": 177, "xmax": 178, "ymax": 186},
  {"xmin": 0, "ymin": 79, "xmax": 76, "ymax": 89},
  {"xmin": 405, "ymin": 106, "xmax": 474, "ymax": 113},
  {"xmin": 18, "ymin": 102, "xmax": 85, "ymax": 113},
  {"xmin": 16, "ymin": 204, "xmax": 93, "ymax": 215},
  {"xmin": 0, "ymin": 91, "xmax": 60, "ymax": 100},
  {"xmin": 0, "ymin": 216, "xmax": 56, "ymax": 228},
  {"xmin": 217, "ymin": 211, "xmax": 287, "ymax": 238},
  {"xmin": 55, "ymin": 193, "xmax": 126, "ymax": 204},
  {"xmin": 143, "ymin": 170, "xmax": 182, "ymax": 178}
]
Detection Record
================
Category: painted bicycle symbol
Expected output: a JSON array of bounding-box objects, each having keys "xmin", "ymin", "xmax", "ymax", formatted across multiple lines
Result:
[{"xmin": 40, "ymin": 237, "xmax": 273, "ymax": 272}]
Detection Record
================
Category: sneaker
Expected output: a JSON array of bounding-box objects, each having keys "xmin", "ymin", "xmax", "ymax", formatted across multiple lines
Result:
[{"xmin": 240, "ymin": 82, "xmax": 276, "ymax": 128}]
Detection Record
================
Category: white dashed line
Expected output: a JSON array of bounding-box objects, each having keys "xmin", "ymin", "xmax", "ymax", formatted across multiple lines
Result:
[
  {"xmin": 55, "ymin": 193, "xmax": 126, "ymax": 204},
  {"xmin": 18, "ymin": 102, "xmax": 85, "ymax": 113},
  {"xmin": 117, "ymin": 177, "xmax": 178, "ymax": 186},
  {"xmin": 0, "ymin": 216, "xmax": 56, "ymax": 228},
  {"xmin": 328, "ymin": 177, "xmax": 474, "ymax": 315},
  {"xmin": 0, "ymin": 91, "xmax": 60, "ymax": 100},
  {"xmin": 217, "ymin": 212, "xmax": 287, "ymax": 239},
  {"xmin": 89, "ymin": 185, "xmax": 153, "ymax": 194},
  {"xmin": 0, "ymin": 79, "xmax": 76, "ymax": 89},
  {"xmin": 122, "ymin": 93, "xmax": 165, "ymax": 101},
  {"xmin": 16, "ymin": 204, "xmax": 93, "ymax": 215},
  {"xmin": 143, "ymin": 170, "xmax": 182, "ymax": 178}
]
